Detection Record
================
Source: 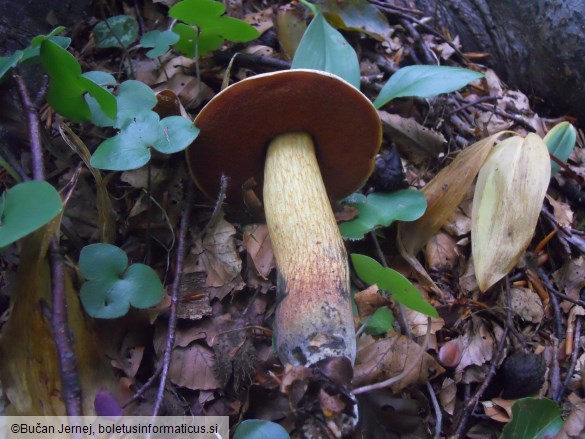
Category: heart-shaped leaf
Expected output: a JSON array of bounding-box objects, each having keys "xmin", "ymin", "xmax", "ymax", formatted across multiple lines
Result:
[
  {"xmin": 374, "ymin": 65, "xmax": 484, "ymax": 109},
  {"xmin": 40, "ymin": 39, "xmax": 117, "ymax": 122},
  {"xmin": 90, "ymin": 111, "xmax": 199, "ymax": 170},
  {"xmin": 170, "ymin": 0, "xmax": 259, "ymax": 57},
  {"xmin": 292, "ymin": 12, "xmax": 360, "ymax": 89},
  {"xmin": 340, "ymin": 190, "xmax": 427, "ymax": 240},
  {"xmin": 543, "ymin": 121, "xmax": 576, "ymax": 176},
  {"xmin": 352, "ymin": 254, "xmax": 438, "ymax": 317},
  {"xmin": 93, "ymin": 15, "xmax": 139, "ymax": 49},
  {"xmin": 500, "ymin": 398, "xmax": 563, "ymax": 439},
  {"xmin": 0, "ymin": 51, "xmax": 23, "ymax": 82},
  {"xmin": 321, "ymin": 0, "xmax": 392, "ymax": 41},
  {"xmin": 79, "ymin": 243, "xmax": 164, "ymax": 318},
  {"xmin": 0, "ymin": 181, "xmax": 62, "ymax": 248},
  {"xmin": 141, "ymin": 30, "xmax": 180, "ymax": 58},
  {"xmin": 233, "ymin": 419, "xmax": 290, "ymax": 439}
]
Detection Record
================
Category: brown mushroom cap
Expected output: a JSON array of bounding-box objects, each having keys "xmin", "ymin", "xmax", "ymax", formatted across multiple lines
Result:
[{"xmin": 186, "ymin": 69, "xmax": 382, "ymax": 207}]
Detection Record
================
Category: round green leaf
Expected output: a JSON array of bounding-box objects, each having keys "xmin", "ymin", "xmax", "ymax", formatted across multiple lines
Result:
[
  {"xmin": 340, "ymin": 190, "xmax": 427, "ymax": 240},
  {"xmin": 93, "ymin": 15, "xmax": 139, "ymax": 49},
  {"xmin": 351, "ymin": 253, "xmax": 438, "ymax": 317},
  {"xmin": 500, "ymin": 398, "xmax": 563, "ymax": 439},
  {"xmin": 153, "ymin": 116, "xmax": 200, "ymax": 154},
  {"xmin": 115, "ymin": 80, "xmax": 158, "ymax": 128},
  {"xmin": 141, "ymin": 30, "xmax": 180, "ymax": 58},
  {"xmin": 291, "ymin": 12, "xmax": 360, "ymax": 89},
  {"xmin": 364, "ymin": 306, "xmax": 395, "ymax": 335},
  {"xmin": 0, "ymin": 181, "xmax": 62, "ymax": 248},
  {"xmin": 233, "ymin": 420, "xmax": 290, "ymax": 439},
  {"xmin": 172, "ymin": 23, "xmax": 198, "ymax": 58},
  {"xmin": 90, "ymin": 112, "xmax": 160, "ymax": 171},
  {"xmin": 205, "ymin": 16, "xmax": 261, "ymax": 42},
  {"xmin": 79, "ymin": 243, "xmax": 128, "ymax": 281},
  {"xmin": 79, "ymin": 243, "xmax": 164, "ymax": 319},
  {"xmin": 374, "ymin": 65, "xmax": 484, "ymax": 109},
  {"xmin": 169, "ymin": 0, "xmax": 225, "ymax": 27}
]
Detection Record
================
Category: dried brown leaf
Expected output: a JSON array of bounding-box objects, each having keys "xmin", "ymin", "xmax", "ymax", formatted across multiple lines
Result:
[
  {"xmin": 354, "ymin": 334, "xmax": 445, "ymax": 392},
  {"xmin": 424, "ymin": 231, "xmax": 458, "ymax": 271},
  {"xmin": 439, "ymin": 378, "xmax": 457, "ymax": 415},
  {"xmin": 243, "ymin": 224, "xmax": 275, "ymax": 279},
  {"xmin": 354, "ymin": 284, "xmax": 386, "ymax": 319}
]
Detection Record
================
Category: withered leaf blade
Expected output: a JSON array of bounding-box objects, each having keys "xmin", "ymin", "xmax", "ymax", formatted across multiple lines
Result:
[{"xmin": 472, "ymin": 133, "xmax": 551, "ymax": 291}]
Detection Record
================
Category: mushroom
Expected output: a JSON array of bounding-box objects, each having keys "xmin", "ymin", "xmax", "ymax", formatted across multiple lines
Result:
[{"xmin": 187, "ymin": 69, "xmax": 382, "ymax": 366}]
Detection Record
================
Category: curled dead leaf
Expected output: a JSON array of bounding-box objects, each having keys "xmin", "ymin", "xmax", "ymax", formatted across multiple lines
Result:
[
  {"xmin": 472, "ymin": 134, "xmax": 551, "ymax": 291},
  {"xmin": 353, "ymin": 334, "xmax": 445, "ymax": 393}
]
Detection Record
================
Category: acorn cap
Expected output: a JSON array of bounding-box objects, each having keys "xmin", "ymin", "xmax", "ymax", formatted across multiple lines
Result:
[{"xmin": 186, "ymin": 69, "xmax": 382, "ymax": 207}]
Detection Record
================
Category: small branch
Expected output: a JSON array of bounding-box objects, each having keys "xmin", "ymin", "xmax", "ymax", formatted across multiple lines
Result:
[
  {"xmin": 453, "ymin": 278, "xmax": 511, "ymax": 438},
  {"xmin": 551, "ymin": 337, "xmax": 561, "ymax": 402},
  {"xmin": 426, "ymin": 381, "xmax": 442, "ymax": 439},
  {"xmin": 50, "ymin": 240, "xmax": 83, "ymax": 416},
  {"xmin": 558, "ymin": 317, "xmax": 582, "ymax": 401},
  {"xmin": 151, "ymin": 182, "xmax": 195, "ymax": 416},
  {"xmin": 14, "ymin": 74, "xmax": 44, "ymax": 181}
]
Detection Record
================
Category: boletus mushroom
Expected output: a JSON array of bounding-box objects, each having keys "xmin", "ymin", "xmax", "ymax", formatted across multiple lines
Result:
[{"xmin": 187, "ymin": 69, "xmax": 382, "ymax": 366}]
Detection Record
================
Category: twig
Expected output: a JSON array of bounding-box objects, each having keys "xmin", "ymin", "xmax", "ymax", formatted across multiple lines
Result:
[
  {"xmin": 16, "ymin": 71, "xmax": 83, "ymax": 416},
  {"xmin": 558, "ymin": 317, "xmax": 582, "ymax": 401},
  {"xmin": 370, "ymin": 231, "xmax": 412, "ymax": 339},
  {"xmin": 50, "ymin": 241, "xmax": 83, "ymax": 417},
  {"xmin": 453, "ymin": 278, "xmax": 511, "ymax": 438},
  {"xmin": 551, "ymin": 337, "xmax": 561, "ymax": 402},
  {"xmin": 447, "ymin": 96, "xmax": 498, "ymax": 117},
  {"xmin": 538, "ymin": 267, "xmax": 564, "ymax": 339},
  {"xmin": 426, "ymin": 381, "xmax": 442, "ymax": 439},
  {"xmin": 353, "ymin": 317, "xmax": 431, "ymax": 395},
  {"xmin": 151, "ymin": 182, "xmax": 195, "ymax": 416},
  {"xmin": 454, "ymin": 96, "xmax": 536, "ymax": 132},
  {"xmin": 14, "ymin": 74, "xmax": 44, "ymax": 180},
  {"xmin": 197, "ymin": 175, "xmax": 229, "ymax": 239}
]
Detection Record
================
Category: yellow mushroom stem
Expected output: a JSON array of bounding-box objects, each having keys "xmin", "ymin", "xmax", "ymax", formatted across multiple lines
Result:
[{"xmin": 264, "ymin": 132, "xmax": 356, "ymax": 366}]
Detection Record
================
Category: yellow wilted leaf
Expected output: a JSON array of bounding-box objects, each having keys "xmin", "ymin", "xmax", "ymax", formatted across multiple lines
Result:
[{"xmin": 472, "ymin": 133, "xmax": 551, "ymax": 291}]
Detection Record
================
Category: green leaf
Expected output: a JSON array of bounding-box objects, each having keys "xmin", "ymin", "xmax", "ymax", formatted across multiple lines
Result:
[
  {"xmin": 169, "ymin": 0, "xmax": 225, "ymax": 26},
  {"xmin": 500, "ymin": 398, "xmax": 563, "ymax": 439},
  {"xmin": 90, "ymin": 112, "xmax": 199, "ymax": 171},
  {"xmin": 292, "ymin": 12, "xmax": 360, "ymax": 89},
  {"xmin": 364, "ymin": 306, "xmax": 395, "ymax": 335},
  {"xmin": 172, "ymin": 23, "xmax": 199, "ymax": 58},
  {"xmin": 0, "ymin": 181, "xmax": 62, "ymax": 248},
  {"xmin": 170, "ymin": 0, "xmax": 260, "ymax": 57},
  {"xmin": 93, "ymin": 15, "xmax": 139, "ymax": 49},
  {"xmin": 544, "ymin": 121, "xmax": 577, "ymax": 176},
  {"xmin": 0, "ymin": 51, "xmax": 23, "ymax": 82},
  {"xmin": 351, "ymin": 254, "xmax": 438, "ymax": 317},
  {"xmin": 82, "ymin": 71, "xmax": 116, "ymax": 87},
  {"xmin": 340, "ymin": 190, "xmax": 427, "ymax": 240},
  {"xmin": 115, "ymin": 80, "xmax": 158, "ymax": 128},
  {"xmin": 141, "ymin": 30, "xmax": 180, "ymax": 58},
  {"xmin": 233, "ymin": 420, "xmax": 290, "ymax": 439},
  {"xmin": 40, "ymin": 39, "xmax": 117, "ymax": 122},
  {"xmin": 374, "ymin": 65, "xmax": 484, "ymax": 109},
  {"xmin": 154, "ymin": 116, "xmax": 200, "ymax": 153},
  {"xmin": 79, "ymin": 243, "xmax": 164, "ymax": 319},
  {"xmin": 321, "ymin": 0, "xmax": 392, "ymax": 41}
]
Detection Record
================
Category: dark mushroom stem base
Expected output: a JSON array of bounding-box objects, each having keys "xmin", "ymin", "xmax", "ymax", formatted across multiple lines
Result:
[{"xmin": 264, "ymin": 132, "xmax": 356, "ymax": 366}]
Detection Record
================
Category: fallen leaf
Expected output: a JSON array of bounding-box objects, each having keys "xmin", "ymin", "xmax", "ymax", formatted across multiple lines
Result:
[
  {"xmin": 378, "ymin": 111, "xmax": 446, "ymax": 161},
  {"xmin": 243, "ymin": 224, "xmax": 275, "ymax": 279},
  {"xmin": 193, "ymin": 215, "xmax": 245, "ymax": 299},
  {"xmin": 555, "ymin": 393, "xmax": 585, "ymax": 438},
  {"xmin": 552, "ymin": 257, "xmax": 585, "ymax": 303},
  {"xmin": 482, "ymin": 400, "xmax": 511, "ymax": 423},
  {"xmin": 472, "ymin": 134, "xmax": 551, "ymax": 291},
  {"xmin": 498, "ymin": 287, "xmax": 544, "ymax": 323},
  {"xmin": 354, "ymin": 334, "xmax": 445, "ymax": 392},
  {"xmin": 154, "ymin": 323, "xmax": 219, "ymax": 391},
  {"xmin": 546, "ymin": 195, "xmax": 574, "ymax": 228},
  {"xmin": 425, "ymin": 231, "xmax": 458, "ymax": 271},
  {"xmin": 354, "ymin": 285, "xmax": 387, "ymax": 319},
  {"xmin": 439, "ymin": 378, "xmax": 457, "ymax": 415}
]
